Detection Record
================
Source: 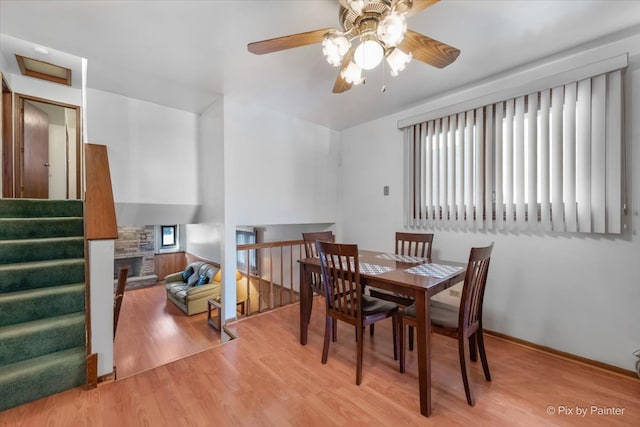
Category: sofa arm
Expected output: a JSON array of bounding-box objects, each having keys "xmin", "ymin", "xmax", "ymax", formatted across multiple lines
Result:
[
  {"xmin": 186, "ymin": 282, "xmax": 220, "ymax": 298},
  {"xmin": 165, "ymin": 272, "xmax": 184, "ymax": 283}
]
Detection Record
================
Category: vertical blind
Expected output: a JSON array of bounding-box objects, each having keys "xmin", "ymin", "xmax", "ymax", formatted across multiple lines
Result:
[{"xmin": 403, "ymin": 69, "xmax": 624, "ymax": 234}]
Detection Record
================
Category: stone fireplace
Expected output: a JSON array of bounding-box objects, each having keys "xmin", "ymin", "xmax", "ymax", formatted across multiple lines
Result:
[
  {"xmin": 114, "ymin": 256, "xmax": 142, "ymax": 279},
  {"xmin": 114, "ymin": 225, "xmax": 158, "ymax": 290}
]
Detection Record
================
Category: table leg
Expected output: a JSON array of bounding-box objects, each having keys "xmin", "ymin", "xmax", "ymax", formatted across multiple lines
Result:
[
  {"xmin": 299, "ymin": 264, "xmax": 311, "ymax": 345},
  {"xmin": 414, "ymin": 291, "xmax": 431, "ymax": 417}
]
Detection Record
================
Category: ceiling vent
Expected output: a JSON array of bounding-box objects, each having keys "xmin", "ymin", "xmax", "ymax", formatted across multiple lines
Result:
[{"xmin": 15, "ymin": 54, "xmax": 71, "ymax": 86}]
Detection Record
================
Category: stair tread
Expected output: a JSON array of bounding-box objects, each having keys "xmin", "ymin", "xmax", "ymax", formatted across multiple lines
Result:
[
  {"xmin": 0, "ymin": 283, "xmax": 85, "ymax": 302},
  {"xmin": 0, "ymin": 236, "xmax": 84, "ymax": 245},
  {"xmin": 0, "ymin": 258, "xmax": 85, "ymax": 271},
  {"xmin": 0, "ymin": 199, "xmax": 83, "ymax": 219},
  {"xmin": 0, "ymin": 216, "xmax": 83, "ymax": 220},
  {"xmin": 0, "ymin": 346, "xmax": 85, "ymax": 381},
  {"xmin": 0, "ymin": 312, "xmax": 85, "ymax": 337}
]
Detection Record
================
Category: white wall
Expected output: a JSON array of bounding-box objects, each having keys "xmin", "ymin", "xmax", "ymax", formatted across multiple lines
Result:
[
  {"xmin": 338, "ymin": 46, "xmax": 640, "ymax": 371},
  {"xmin": 88, "ymin": 239, "xmax": 115, "ymax": 377},
  {"xmin": 7, "ymin": 73, "xmax": 81, "ymax": 106},
  {"xmin": 223, "ymin": 97, "xmax": 340, "ymax": 226},
  {"xmin": 220, "ymin": 97, "xmax": 340, "ymax": 321},
  {"xmin": 185, "ymin": 97, "xmax": 225, "ymax": 262},
  {"xmin": 86, "ymin": 89, "xmax": 200, "ymax": 225}
]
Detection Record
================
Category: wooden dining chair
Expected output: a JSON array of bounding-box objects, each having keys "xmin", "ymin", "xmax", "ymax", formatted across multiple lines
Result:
[
  {"xmin": 398, "ymin": 243, "xmax": 494, "ymax": 406},
  {"xmin": 316, "ymin": 241, "xmax": 399, "ymax": 385},
  {"xmin": 302, "ymin": 231, "xmax": 336, "ymax": 339},
  {"xmin": 113, "ymin": 266, "xmax": 129, "ymax": 340},
  {"xmin": 369, "ymin": 232, "xmax": 434, "ymax": 349}
]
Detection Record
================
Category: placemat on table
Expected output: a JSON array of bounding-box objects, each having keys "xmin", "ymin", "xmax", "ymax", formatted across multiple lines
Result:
[
  {"xmin": 405, "ymin": 263, "xmax": 463, "ymax": 278},
  {"xmin": 376, "ymin": 253, "xmax": 425, "ymax": 263}
]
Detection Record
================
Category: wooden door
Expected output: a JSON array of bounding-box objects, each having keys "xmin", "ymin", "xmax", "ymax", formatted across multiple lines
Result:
[{"xmin": 22, "ymin": 100, "xmax": 49, "ymax": 198}]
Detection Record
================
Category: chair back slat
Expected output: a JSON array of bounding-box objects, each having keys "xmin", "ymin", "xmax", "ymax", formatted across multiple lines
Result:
[
  {"xmin": 460, "ymin": 243, "xmax": 494, "ymax": 332},
  {"xmin": 395, "ymin": 232, "xmax": 434, "ymax": 258},
  {"xmin": 302, "ymin": 231, "xmax": 335, "ymax": 294},
  {"xmin": 317, "ymin": 241, "xmax": 361, "ymax": 322}
]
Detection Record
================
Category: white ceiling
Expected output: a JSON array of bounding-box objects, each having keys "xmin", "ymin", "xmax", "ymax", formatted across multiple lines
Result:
[{"xmin": 1, "ymin": 0, "xmax": 640, "ymax": 130}]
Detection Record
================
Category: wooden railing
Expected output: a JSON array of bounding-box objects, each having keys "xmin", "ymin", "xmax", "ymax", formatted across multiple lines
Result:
[{"xmin": 237, "ymin": 239, "xmax": 305, "ymax": 316}]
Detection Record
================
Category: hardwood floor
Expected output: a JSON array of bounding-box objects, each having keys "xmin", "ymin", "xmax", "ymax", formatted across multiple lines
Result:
[
  {"xmin": 114, "ymin": 283, "xmax": 221, "ymax": 379},
  {"xmin": 2, "ymin": 298, "xmax": 638, "ymax": 426}
]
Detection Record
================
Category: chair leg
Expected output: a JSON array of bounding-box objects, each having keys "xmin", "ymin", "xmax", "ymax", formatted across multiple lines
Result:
[
  {"xmin": 356, "ymin": 326, "xmax": 364, "ymax": 385},
  {"xmin": 476, "ymin": 330, "xmax": 491, "ymax": 381},
  {"xmin": 392, "ymin": 316, "xmax": 398, "ymax": 361},
  {"xmin": 408, "ymin": 325, "xmax": 414, "ymax": 351},
  {"xmin": 307, "ymin": 294, "xmax": 314, "ymax": 325},
  {"xmin": 322, "ymin": 316, "xmax": 332, "ymax": 364},
  {"xmin": 458, "ymin": 335, "xmax": 475, "ymax": 406},
  {"xmin": 399, "ymin": 317, "xmax": 406, "ymax": 373},
  {"xmin": 332, "ymin": 317, "xmax": 338, "ymax": 342},
  {"xmin": 370, "ymin": 323, "xmax": 375, "ymax": 336},
  {"xmin": 469, "ymin": 333, "xmax": 478, "ymax": 362}
]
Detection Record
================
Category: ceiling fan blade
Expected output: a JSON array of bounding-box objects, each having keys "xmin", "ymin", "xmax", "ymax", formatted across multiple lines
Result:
[
  {"xmin": 402, "ymin": 0, "xmax": 440, "ymax": 17},
  {"xmin": 398, "ymin": 29, "xmax": 460, "ymax": 68},
  {"xmin": 332, "ymin": 49, "xmax": 355, "ymax": 94},
  {"xmin": 248, "ymin": 28, "xmax": 333, "ymax": 55}
]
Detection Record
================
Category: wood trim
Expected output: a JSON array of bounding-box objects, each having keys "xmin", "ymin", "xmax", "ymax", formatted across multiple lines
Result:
[
  {"xmin": 1, "ymin": 74, "xmax": 13, "ymax": 197},
  {"xmin": 13, "ymin": 93, "xmax": 82, "ymax": 199},
  {"xmin": 154, "ymin": 252, "xmax": 186, "ymax": 282},
  {"xmin": 485, "ymin": 329, "xmax": 638, "ymax": 379},
  {"xmin": 85, "ymin": 353, "xmax": 98, "ymax": 389},
  {"xmin": 84, "ymin": 143, "xmax": 117, "ymax": 239},
  {"xmin": 237, "ymin": 239, "xmax": 303, "ymax": 251},
  {"xmin": 98, "ymin": 369, "xmax": 116, "ymax": 385},
  {"xmin": 15, "ymin": 54, "xmax": 72, "ymax": 86}
]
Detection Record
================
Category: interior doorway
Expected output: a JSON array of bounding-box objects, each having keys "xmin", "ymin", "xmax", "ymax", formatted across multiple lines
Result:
[{"xmin": 15, "ymin": 94, "xmax": 81, "ymax": 199}]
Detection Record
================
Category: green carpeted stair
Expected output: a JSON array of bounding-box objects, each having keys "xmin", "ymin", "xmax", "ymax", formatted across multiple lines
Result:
[{"xmin": 0, "ymin": 199, "xmax": 87, "ymax": 412}]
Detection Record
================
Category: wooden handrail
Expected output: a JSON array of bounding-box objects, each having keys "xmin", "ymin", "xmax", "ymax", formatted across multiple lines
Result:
[
  {"xmin": 237, "ymin": 239, "xmax": 303, "ymax": 251},
  {"xmin": 84, "ymin": 143, "xmax": 117, "ymax": 240}
]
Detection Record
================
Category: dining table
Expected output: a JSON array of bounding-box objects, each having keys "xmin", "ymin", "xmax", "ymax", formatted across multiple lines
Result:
[{"xmin": 298, "ymin": 249, "xmax": 466, "ymax": 417}]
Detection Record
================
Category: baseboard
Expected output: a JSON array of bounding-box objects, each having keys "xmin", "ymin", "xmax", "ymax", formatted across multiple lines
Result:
[
  {"xmin": 98, "ymin": 368, "xmax": 116, "ymax": 385},
  {"xmin": 485, "ymin": 330, "xmax": 638, "ymax": 380},
  {"xmin": 85, "ymin": 353, "xmax": 98, "ymax": 389}
]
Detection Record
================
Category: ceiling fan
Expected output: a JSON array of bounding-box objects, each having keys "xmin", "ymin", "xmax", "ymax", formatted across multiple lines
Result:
[{"xmin": 247, "ymin": 0, "xmax": 460, "ymax": 94}]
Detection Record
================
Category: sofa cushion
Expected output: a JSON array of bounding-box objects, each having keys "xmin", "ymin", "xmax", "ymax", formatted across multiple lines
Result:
[
  {"xmin": 187, "ymin": 273, "xmax": 199, "ymax": 287},
  {"xmin": 196, "ymin": 274, "xmax": 210, "ymax": 287},
  {"xmin": 181, "ymin": 266, "xmax": 194, "ymax": 282}
]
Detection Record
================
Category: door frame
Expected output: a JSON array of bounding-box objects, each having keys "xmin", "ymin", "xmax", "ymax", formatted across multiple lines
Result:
[
  {"xmin": 15, "ymin": 93, "xmax": 82, "ymax": 199},
  {"xmin": 1, "ymin": 74, "xmax": 13, "ymax": 198}
]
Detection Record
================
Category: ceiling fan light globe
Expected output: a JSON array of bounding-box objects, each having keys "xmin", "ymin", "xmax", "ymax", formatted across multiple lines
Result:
[
  {"xmin": 354, "ymin": 39, "xmax": 384, "ymax": 70},
  {"xmin": 347, "ymin": 0, "xmax": 369, "ymax": 15},
  {"xmin": 377, "ymin": 12, "xmax": 407, "ymax": 47},
  {"xmin": 386, "ymin": 48, "xmax": 412, "ymax": 76},
  {"xmin": 322, "ymin": 34, "xmax": 350, "ymax": 66},
  {"xmin": 341, "ymin": 61, "xmax": 364, "ymax": 85}
]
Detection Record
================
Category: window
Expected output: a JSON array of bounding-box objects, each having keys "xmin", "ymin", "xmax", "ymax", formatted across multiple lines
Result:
[
  {"xmin": 161, "ymin": 225, "xmax": 177, "ymax": 248},
  {"xmin": 403, "ymin": 69, "xmax": 624, "ymax": 234},
  {"xmin": 236, "ymin": 228, "xmax": 257, "ymax": 274}
]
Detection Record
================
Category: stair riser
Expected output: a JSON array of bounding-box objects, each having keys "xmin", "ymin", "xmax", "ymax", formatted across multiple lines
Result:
[
  {"xmin": 0, "ymin": 238, "xmax": 84, "ymax": 265},
  {"xmin": 0, "ymin": 286, "xmax": 85, "ymax": 327},
  {"xmin": 0, "ymin": 315, "xmax": 86, "ymax": 367},
  {"xmin": 0, "ymin": 260, "xmax": 85, "ymax": 293},
  {"xmin": 0, "ymin": 199, "xmax": 83, "ymax": 218},
  {"xmin": 0, "ymin": 218, "xmax": 84, "ymax": 240},
  {"xmin": 0, "ymin": 347, "xmax": 86, "ymax": 412}
]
